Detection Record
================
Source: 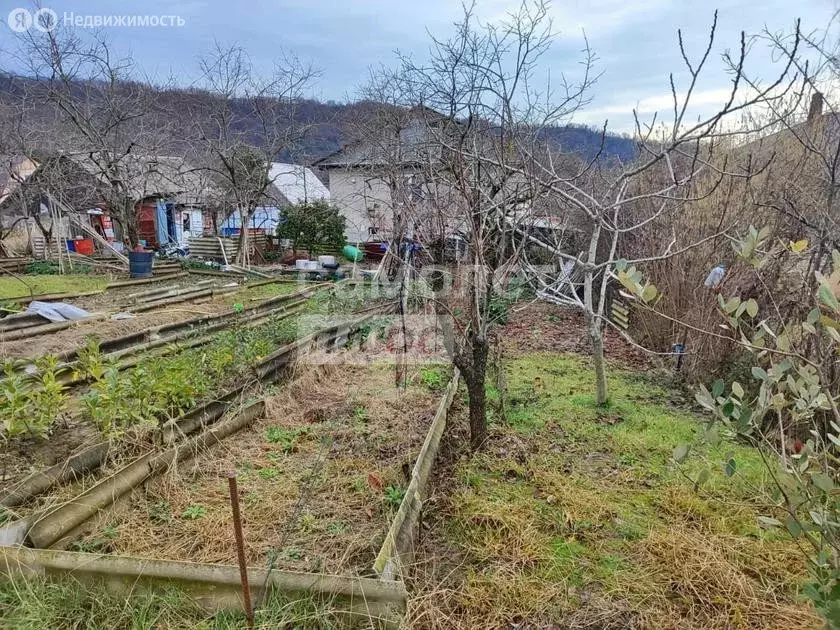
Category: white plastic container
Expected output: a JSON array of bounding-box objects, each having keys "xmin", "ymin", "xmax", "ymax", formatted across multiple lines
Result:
[
  {"xmin": 304, "ymin": 260, "xmax": 319, "ymax": 271},
  {"xmin": 295, "ymin": 259, "xmax": 308, "ymax": 270},
  {"xmin": 318, "ymin": 255, "xmax": 336, "ymax": 266}
]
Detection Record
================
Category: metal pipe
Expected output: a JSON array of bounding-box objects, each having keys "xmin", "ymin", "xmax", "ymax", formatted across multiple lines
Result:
[{"xmin": 227, "ymin": 473, "xmax": 254, "ymax": 629}]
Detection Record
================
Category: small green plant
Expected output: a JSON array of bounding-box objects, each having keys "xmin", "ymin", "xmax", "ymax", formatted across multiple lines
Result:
[
  {"xmin": 102, "ymin": 525, "xmax": 118, "ymax": 539},
  {"xmin": 265, "ymin": 425, "xmax": 310, "ymax": 453},
  {"xmin": 1, "ymin": 360, "xmax": 32, "ymax": 439},
  {"xmin": 24, "ymin": 261, "xmax": 60, "ymax": 275},
  {"xmin": 299, "ymin": 512, "xmax": 317, "ymax": 533},
  {"xmin": 354, "ymin": 406, "xmax": 368, "ymax": 422},
  {"xmin": 419, "ymin": 366, "xmax": 446, "ymax": 391},
  {"xmin": 327, "ymin": 520, "xmax": 348, "ymax": 535},
  {"xmin": 29, "ymin": 355, "xmax": 68, "ymax": 438},
  {"xmin": 181, "ymin": 505, "xmax": 207, "ymax": 520},
  {"xmin": 0, "ymin": 355, "xmax": 68, "ymax": 440},
  {"xmin": 269, "ymin": 546, "xmax": 303, "ymax": 562},
  {"xmin": 258, "ymin": 467, "xmax": 279, "ymax": 480},
  {"xmin": 148, "ymin": 501, "xmax": 172, "ymax": 524},
  {"xmin": 384, "ymin": 485, "xmax": 406, "ymax": 509},
  {"xmin": 75, "ymin": 338, "xmax": 107, "ymax": 382},
  {"xmin": 70, "ymin": 537, "xmax": 111, "ymax": 553}
]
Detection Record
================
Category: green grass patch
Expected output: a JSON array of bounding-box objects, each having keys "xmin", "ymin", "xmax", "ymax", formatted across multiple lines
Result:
[
  {"xmin": 0, "ymin": 274, "xmax": 108, "ymax": 300},
  {"xmin": 233, "ymin": 281, "xmax": 300, "ymax": 303},
  {"xmin": 0, "ymin": 575, "xmax": 366, "ymax": 628}
]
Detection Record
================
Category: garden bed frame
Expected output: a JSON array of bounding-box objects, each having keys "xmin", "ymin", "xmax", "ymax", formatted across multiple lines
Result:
[{"xmin": 0, "ymin": 327, "xmax": 461, "ymax": 626}]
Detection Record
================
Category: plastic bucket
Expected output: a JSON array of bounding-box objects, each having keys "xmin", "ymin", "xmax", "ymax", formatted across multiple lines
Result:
[
  {"xmin": 74, "ymin": 239, "xmax": 95, "ymax": 255},
  {"xmin": 128, "ymin": 251, "xmax": 155, "ymax": 278}
]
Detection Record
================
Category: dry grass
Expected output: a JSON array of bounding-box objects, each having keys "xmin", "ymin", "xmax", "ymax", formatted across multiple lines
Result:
[
  {"xmin": 74, "ymin": 355, "xmax": 447, "ymax": 575},
  {"xmin": 626, "ymin": 526, "xmax": 817, "ymax": 629},
  {"xmin": 403, "ymin": 352, "xmax": 821, "ymax": 630},
  {"xmin": 4, "ymin": 432, "xmax": 158, "ymax": 522}
]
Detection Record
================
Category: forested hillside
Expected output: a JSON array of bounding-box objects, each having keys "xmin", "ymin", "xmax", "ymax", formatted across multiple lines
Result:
[{"xmin": 0, "ymin": 73, "xmax": 636, "ymax": 163}]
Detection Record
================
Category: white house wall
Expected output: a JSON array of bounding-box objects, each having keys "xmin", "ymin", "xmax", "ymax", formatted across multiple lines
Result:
[{"xmin": 327, "ymin": 168, "xmax": 395, "ymax": 244}]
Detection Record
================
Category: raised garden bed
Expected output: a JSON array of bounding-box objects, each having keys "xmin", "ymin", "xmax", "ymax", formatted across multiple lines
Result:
[
  {"xmin": 70, "ymin": 358, "xmax": 450, "ymax": 574},
  {"xmin": 0, "ymin": 316, "xmax": 459, "ymax": 627},
  {"xmin": 0, "ymin": 280, "xmax": 304, "ymax": 359},
  {"xmin": 0, "ymin": 288, "xmax": 396, "ymax": 511}
]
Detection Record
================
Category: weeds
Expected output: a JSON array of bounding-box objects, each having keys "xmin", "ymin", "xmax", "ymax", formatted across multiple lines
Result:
[
  {"xmin": 265, "ymin": 425, "xmax": 310, "ymax": 453},
  {"xmin": 412, "ymin": 352, "xmax": 819, "ymax": 628},
  {"xmin": 148, "ymin": 501, "xmax": 172, "ymax": 524},
  {"xmin": 258, "ymin": 467, "xmax": 279, "ymax": 480},
  {"xmin": 0, "ymin": 574, "xmax": 358, "ymax": 628},
  {"xmin": 384, "ymin": 485, "xmax": 406, "ymax": 509},
  {"xmin": 181, "ymin": 505, "xmax": 207, "ymax": 520},
  {"xmin": 419, "ymin": 365, "xmax": 447, "ymax": 391}
]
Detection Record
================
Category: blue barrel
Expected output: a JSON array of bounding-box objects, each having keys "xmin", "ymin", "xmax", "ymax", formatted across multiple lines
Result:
[{"xmin": 128, "ymin": 251, "xmax": 155, "ymax": 278}]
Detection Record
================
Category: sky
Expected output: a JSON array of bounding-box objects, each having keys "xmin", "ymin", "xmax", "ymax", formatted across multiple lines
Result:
[{"xmin": 0, "ymin": 0, "xmax": 836, "ymax": 132}]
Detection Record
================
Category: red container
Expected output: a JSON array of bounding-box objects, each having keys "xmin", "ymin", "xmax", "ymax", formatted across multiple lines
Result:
[{"xmin": 74, "ymin": 239, "xmax": 95, "ymax": 255}]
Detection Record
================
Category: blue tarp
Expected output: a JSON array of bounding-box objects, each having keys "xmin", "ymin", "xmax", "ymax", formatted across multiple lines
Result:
[
  {"xmin": 221, "ymin": 206, "xmax": 286, "ymax": 234},
  {"xmin": 155, "ymin": 201, "xmax": 169, "ymax": 246}
]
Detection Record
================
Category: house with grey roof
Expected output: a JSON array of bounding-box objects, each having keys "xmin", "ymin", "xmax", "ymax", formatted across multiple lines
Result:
[{"xmin": 313, "ymin": 110, "xmax": 449, "ymax": 244}]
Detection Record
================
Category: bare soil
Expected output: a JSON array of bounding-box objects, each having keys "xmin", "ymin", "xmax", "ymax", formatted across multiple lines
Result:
[
  {"xmin": 503, "ymin": 301, "xmax": 649, "ymax": 370},
  {"xmin": 0, "ymin": 281, "xmax": 292, "ymax": 359},
  {"xmin": 67, "ymin": 276, "xmax": 221, "ymax": 312}
]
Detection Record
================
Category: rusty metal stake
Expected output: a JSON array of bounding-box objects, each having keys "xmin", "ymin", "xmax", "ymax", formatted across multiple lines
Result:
[{"xmin": 227, "ymin": 472, "xmax": 254, "ymax": 630}]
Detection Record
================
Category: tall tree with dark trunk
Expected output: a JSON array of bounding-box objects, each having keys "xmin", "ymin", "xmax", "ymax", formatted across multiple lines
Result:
[{"xmin": 386, "ymin": 1, "xmax": 596, "ymax": 449}]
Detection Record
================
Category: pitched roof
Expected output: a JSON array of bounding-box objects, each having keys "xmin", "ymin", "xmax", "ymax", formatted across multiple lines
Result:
[
  {"xmin": 69, "ymin": 153, "xmax": 218, "ymax": 205},
  {"xmin": 268, "ymin": 163, "xmax": 329, "ymax": 204},
  {"xmin": 314, "ymin": 108, "xmax": 447, "ymax": 169},
  {"xmin": 0, "ymin": 155, "xmax": 38, "ymax": 205}
]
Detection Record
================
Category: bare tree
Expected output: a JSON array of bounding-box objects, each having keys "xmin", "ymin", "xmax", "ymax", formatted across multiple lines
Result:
[
  {"xmin": 385, "ymin": 0, "xmax": 596, "ymax": 448},
  {"xmin": 518, "ymin": 12, "xmax": 802, "ymax": 405},
  {"xmin": 193, "ymin": 42, "xmax": 318, "ymax": 265},
  {"xmin": 16, "ymin": 21, "xmax": 178, "ymax": 248}
]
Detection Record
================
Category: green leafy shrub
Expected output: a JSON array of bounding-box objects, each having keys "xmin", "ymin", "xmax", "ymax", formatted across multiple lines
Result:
[
  {"xmin": 277, "ymin": 200, "xmax": 346, "ymax": 255},
  {"xmin": 29, "ymin": 356, "xmax": 68, "ymax": 438},
  {"xmin": 653, "ymin": 233, "xmax": 840, "ymax": 627},
  {"xmin": 0, "ymin": 356, "xmax": 67, "ymax": 440},
  {"xmin": 1, "ymin": 361, "xmax": 32, "ymax": 439}
]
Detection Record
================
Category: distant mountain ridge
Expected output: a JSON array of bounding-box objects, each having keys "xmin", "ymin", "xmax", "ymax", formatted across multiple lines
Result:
[{"xmin": 0, "ymin": 73, "xmax": 637, "ymax": 165}]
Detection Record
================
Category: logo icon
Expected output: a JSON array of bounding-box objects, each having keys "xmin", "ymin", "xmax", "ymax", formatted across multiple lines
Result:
[
  {"xmin": 7, "ymin": 8, "xmax": 32, "ymax": 32},
  {"xmin": 33, "ymin": 7, "xmax": 57, "ymax": 32}
]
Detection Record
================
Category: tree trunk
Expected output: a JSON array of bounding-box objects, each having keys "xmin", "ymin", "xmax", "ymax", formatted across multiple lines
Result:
[
  {"xmin": 124, "ymin": 221, "xmax": 139, "ymax": 249},
  {"xmin": 236, "ymin": 207, "xmax": 249, "ymax": 265},
  {"xmin": 465, "ymin": 336, "xmax": 489, "ymax": 450},
  {"xmin": 586, "ymin": 312, "xmax": 608, "ymax": 406}
]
